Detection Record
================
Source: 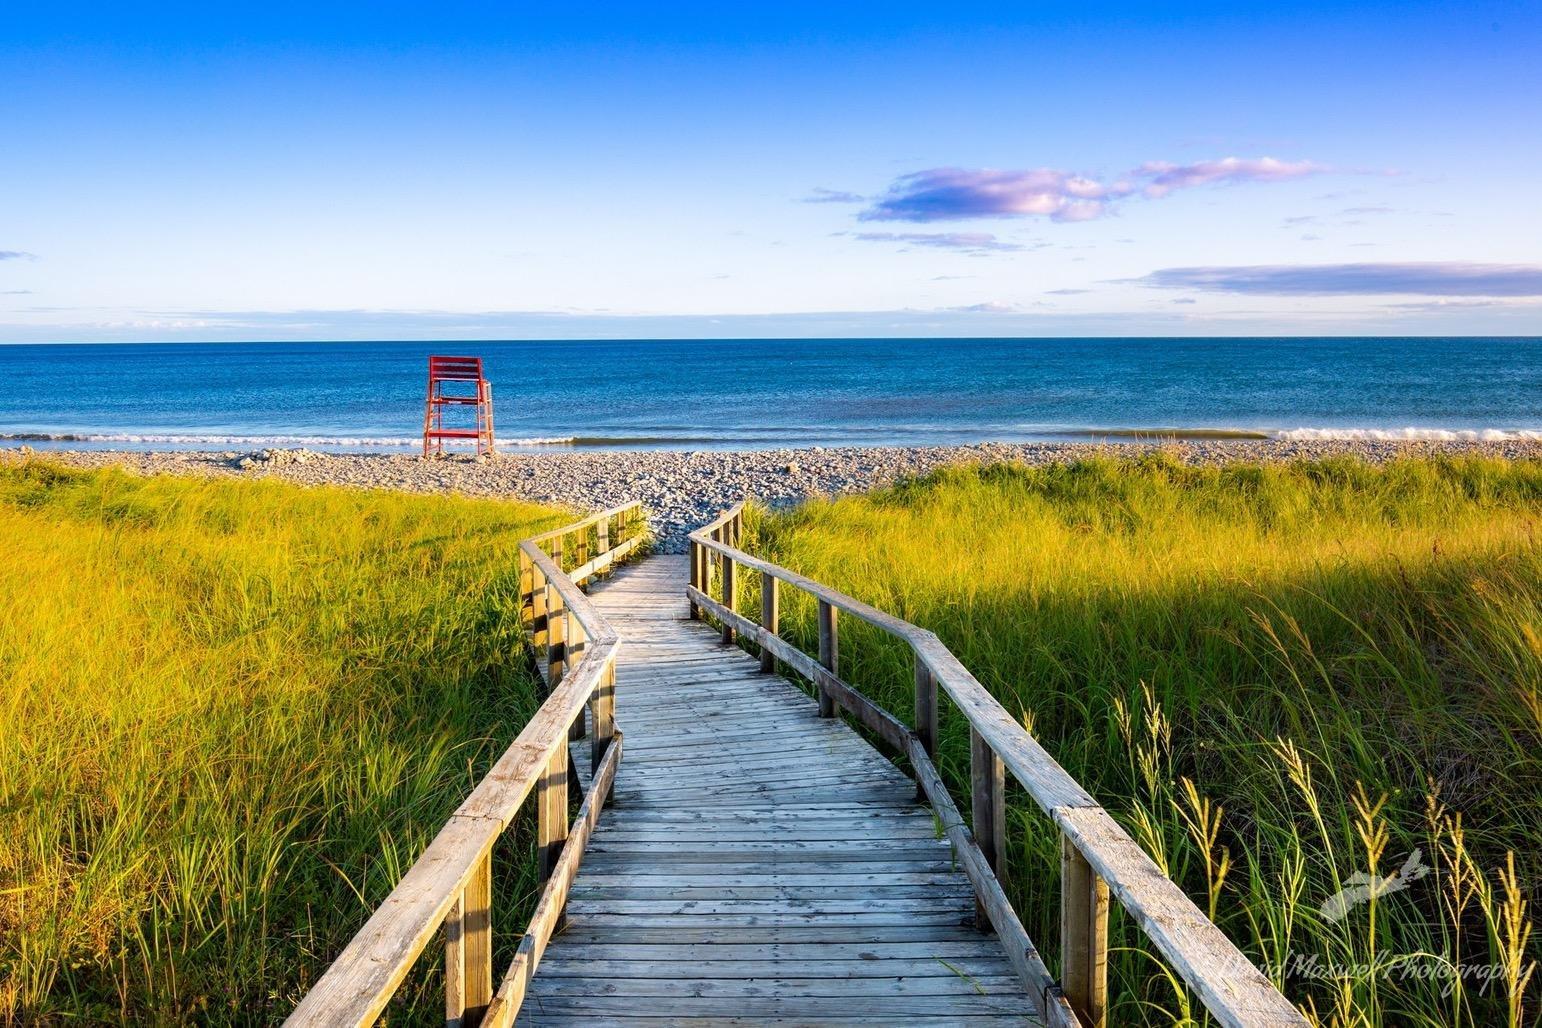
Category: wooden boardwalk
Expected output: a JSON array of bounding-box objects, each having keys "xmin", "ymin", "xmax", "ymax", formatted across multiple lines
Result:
[
  {"xmin": 521, "ymin": 555, "xmax": 1042, "ymax": 1025},
  {"xmin": 290, "ymin": 502, "xmax": 1303, "ymax": 1028}
]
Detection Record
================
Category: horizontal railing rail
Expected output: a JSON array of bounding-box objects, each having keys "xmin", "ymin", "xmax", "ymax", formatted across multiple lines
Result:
[
  {"xmin": 689, "ymin": 501, "xmax": 1305, "ymax": 1028},
  {"xmin": 288, "ymin": 501, "xmax": 646, "ymax": 1028}
]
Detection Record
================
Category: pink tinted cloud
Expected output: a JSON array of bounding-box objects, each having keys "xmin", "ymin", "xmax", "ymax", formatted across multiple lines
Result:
[
  {"xmin": 860, "ymin": 168, "xmax": 1132, "ymax": 223},
  {"xmin": 1136, "ymin": 157, "xmax": 1325, "ymax": 198},
  {"xmin": 860, "ymin": 156, "xmax": 1326, "ymax": 223}
]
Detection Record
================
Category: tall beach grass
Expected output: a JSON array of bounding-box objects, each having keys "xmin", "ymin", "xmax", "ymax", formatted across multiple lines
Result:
[
  {"xmin": 0, "ymin": 461, "xmax": 565, "ymax": 1023},
  {"xmin": 745, "ymin": 454, "xmax": 1541, "ymax": 1025}
]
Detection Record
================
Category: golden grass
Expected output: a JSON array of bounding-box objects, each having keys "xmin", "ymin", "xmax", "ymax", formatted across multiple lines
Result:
[
  {"xmin": 0, "ymin": 461, "xmax": 565, "ymax": 1023},
  {"xmin": 748, "ymin": 454, "xmax": 1541, "ymax": 1026}
]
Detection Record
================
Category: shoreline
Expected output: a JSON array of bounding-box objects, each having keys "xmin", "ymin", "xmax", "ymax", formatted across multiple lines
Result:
[{"xmin": 10, "ymin": 439, "xmax": 1541, "ymax": 552}]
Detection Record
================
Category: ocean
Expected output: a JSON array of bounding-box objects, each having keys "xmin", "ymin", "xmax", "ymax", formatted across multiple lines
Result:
[{"xmin": 1, "ymin": 337, "xmax": 1538, "ymax": 451}]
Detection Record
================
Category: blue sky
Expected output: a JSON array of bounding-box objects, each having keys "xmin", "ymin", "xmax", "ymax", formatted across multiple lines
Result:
[{"xmin": 2, "ymin": 1, "xmax": 1540, "ymax": 341}]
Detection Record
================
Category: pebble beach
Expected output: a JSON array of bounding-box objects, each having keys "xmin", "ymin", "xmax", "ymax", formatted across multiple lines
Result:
[{"xmin": 13, "ymin": 438, "xmax": 1541, "ymax": 552}]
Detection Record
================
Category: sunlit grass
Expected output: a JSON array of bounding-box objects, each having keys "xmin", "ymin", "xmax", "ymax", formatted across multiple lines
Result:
[
  {"xmin": 0, "ymin": 461, "xmax": 567, "ymax": 1023},
  {"xmin": 747, "ymin": 453, "xmax": 1541, "ymax": 1026}
]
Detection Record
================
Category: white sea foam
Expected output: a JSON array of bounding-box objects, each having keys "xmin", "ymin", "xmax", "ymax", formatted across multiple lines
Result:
[{"xmin": 1274, "ymin": 427, "xmax": 1542, "ymax": 442}]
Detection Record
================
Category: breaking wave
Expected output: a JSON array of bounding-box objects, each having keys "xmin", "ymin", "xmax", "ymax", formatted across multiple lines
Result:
[{"xmin": 1274, "ymin": 427, "xmax": 1542, "ymax": 442}]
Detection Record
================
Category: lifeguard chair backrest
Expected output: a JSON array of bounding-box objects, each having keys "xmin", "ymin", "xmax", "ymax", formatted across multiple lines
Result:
[{"xmin": 427, "ymin": 355, "xmax": 486, "ymax": 382}]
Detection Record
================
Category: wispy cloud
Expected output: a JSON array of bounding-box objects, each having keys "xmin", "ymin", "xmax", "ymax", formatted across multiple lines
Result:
[
  {"xmin": 802, "ymin": 187, "xmax": 865, "ymax": 204},
  {"xmin": 850, "ymin": 231, "xmax": 1028, "ymax": 253},
  {"xmin": 1136, "ymin": 157, "xmax": 1323, "ymax": 198},
  {"xmin": 1382, "ymin": 298, "xmax": 1509, "ymax": 312},
  {"xmin": 860, "ymin": 156, "xmax": 1327, "ymax": 223},
  {"xmin": 1045, "ymin": 288, "xmax": 1091, "ymax": 295},
  {"xmin": 0, "ymin": 251, "xmax": 37, "ymax": 261},
  {"xmin": 1131, "ymin": 262, "xmax": 1542, "ymax": 296},
  {"xmin": 942, "ymin": 301, "xmax": 1019, "ymax": 313},
  {"xmin": 1283, "ymin": 205, "xmax": 1397, "ymax": 229},
  {"xmin": 861, "ymin": 168, "xmax": 1124, "ymax": 223},
  {"xmin": 1, "ymin": 290, "xmax": 34, "ymax": 295}
]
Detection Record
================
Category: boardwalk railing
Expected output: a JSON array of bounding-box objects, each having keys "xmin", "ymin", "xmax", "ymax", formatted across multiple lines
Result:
[
  {"xmin": 289, "ymin": 502, "xmax": 646, "ymax": 1028},
  {"xmin": 689, "ymin": 502, "xmax": 1306, "ymax": 1028}
]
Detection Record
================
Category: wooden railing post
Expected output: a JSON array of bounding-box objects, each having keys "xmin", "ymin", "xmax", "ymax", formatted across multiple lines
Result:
[
  {"xmin": 596, "ymin": 514, "xmax": 610, "ymax": 566},
  {"xmin": 721, "ymin": 554, "xmax": 737, "ymax": 644},
  {"xmin": 444, "ymin": 850, "xmax": 492, "ymax": 1028},
  {"xmin": 568, "ymin": 616, "xmax": 587, "ymax": 742},
  {"xmin": 538, "ymin": 742, "xmax": 570, "ymax": 930},
  {"xmin": 592, "ymin": 660, "xmax": 615, "ymax": 775},
  {"xmin": 532, "ymin": 566, "xmax": 549, "ymax": 655},
  {"xmin": 1061, "ymin": 836, "xmax": 1110, "ymax": 1027},
  {"xmin": 547, "ymin": 590, "xmax": 567, "ymax": 686},
  {"xmin": 817, "ymin": 600, "xmax": 838, "ymax": 718},
  {"xmin": 914, "ymin": 661, "xmax": 937, "ymax": 800},
  {"xmin": 709, "ymin": 528, "xmax": 721, "ymax": 596},
  {"xmin": 688, "ymin": 539, "xmax": 701, "ymax": 620},
  {"xmin": 759, "ymin": 571, "xmax": 779, "ymax": 673},
  {"xmin": 518, "ymin": 549, "xmax": 534, "ymax": 629},
  {"xmin": 970, "ymin": 727, "xmax": 1006, "ymax": 929}
]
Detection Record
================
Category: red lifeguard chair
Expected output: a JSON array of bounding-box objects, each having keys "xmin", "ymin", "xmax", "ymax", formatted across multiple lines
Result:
[{"xmin": 422, "ymin": 355, "xmax": 496, "ymax": 456}]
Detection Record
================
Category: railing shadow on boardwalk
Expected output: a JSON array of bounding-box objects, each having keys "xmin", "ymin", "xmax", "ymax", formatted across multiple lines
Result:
[{"xmin": 288, "ymin": 499, "xmax": 1305, "ymax": 1027}]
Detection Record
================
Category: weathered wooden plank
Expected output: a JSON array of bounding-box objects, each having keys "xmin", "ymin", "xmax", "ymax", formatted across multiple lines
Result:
[
  {"xmin": 568, "ymin": 885, "xmax": 979, "ymax": 901},
  {"xmin": 562, "ymin": 910, "xmax": 980, "ymax": 929},
  {"xmin": 518, "ymin": 998, "xmax": 1036, "ymax": 1023},
  {"xmin": 587, "ymin": 825, "xmax": 941, "ymax": 842},
  {"xmin": 606, "ymin": 784, "xmax": 917, "ymax": 805},
  {"xmin": 525, "ymin": 971, "xmax": 1028, "ymax": 993},
  {"xmin": 561, "ymin": 897, "xmax": 978, "ymax": 915},
  {"xmin": 547, "ymin": 926, "xmax": 1003, "ymax": 946},
  {"xmin": 607, "ymin": 766, "xmax": 907, "ymax": 789},
  {"xmin": 519, "ymin": 1015, "xmax": 1039, "ymax": 1027},
  {"xmin": 569, "ymin": 867, "xmax": 963, "ymax": 884},
  {"xmin": 591, "ymin": 806, "xmax": 940, "ymax": 821},
  {"xmin": 531, "ymin": 957, "xmax": 1021, "ymax": 979},
  {"xmin": 530, "ymin": 943, "xmax": 1011, "ymax": 967}
]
